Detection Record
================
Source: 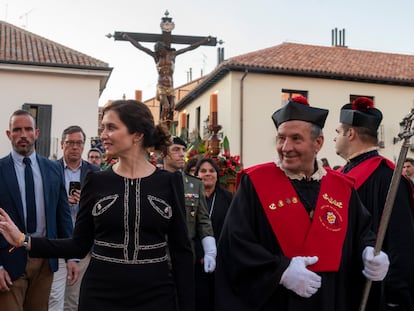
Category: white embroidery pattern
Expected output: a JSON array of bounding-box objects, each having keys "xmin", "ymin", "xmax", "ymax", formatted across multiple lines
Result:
[
  {"xmin": 147, "ymin": 195, "xmax": 172, "ymax": 219},
  {"xmin": 91, "ymin": 178, "xmax": 169, "ymax": 265},
  {"xmin": 123, "ymin": 178, "xmax": 130, "ymax": 261},
  {"xmin": 92, "ymin": 195, "xmax": 119, "ymax": 216},
  {"xmin": 133, "ymin": 178, "xmax": 141, "ymax": 262},
  {"xmin": 92, "ymin": 253, "xmax": 168, "ymax": 264}
]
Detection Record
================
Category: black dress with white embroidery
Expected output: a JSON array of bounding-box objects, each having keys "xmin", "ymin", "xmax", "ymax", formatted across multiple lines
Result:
[{"xmin": 30, "ymin": 167, "xmax": 194, "ymax": 311}]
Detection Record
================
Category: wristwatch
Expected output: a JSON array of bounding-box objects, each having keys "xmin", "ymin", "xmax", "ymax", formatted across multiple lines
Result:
[{"xmin": 22, "ymin": 234, "xmax": 30, "ymax": 249}]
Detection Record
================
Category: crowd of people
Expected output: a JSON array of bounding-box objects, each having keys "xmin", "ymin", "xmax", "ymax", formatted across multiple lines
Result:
[{"xmin": 0, "ymin": 96, "xmax": 413, "ymax": 310}]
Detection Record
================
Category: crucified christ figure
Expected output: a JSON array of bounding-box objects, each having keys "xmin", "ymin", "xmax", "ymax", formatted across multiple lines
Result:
[{"xmin": 122, "ymin": 33, "xmax": 212, "ymax": 123}]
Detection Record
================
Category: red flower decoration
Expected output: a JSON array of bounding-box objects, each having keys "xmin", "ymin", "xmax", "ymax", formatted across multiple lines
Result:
[
  {"xmin": 352, "ymin": 97, "xmax": 374, "ymax": 112},
  {"xmin": 185, "ymin": 136, "xmax": 242, "ymax": 186},
  {"xmin": 291, "ymin": 95, "xmax": 309, "ymax": 106}
]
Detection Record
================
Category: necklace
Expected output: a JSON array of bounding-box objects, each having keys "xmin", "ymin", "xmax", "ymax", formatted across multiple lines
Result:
[{"xmin": 208, "ymin": 192, "xmax": 216, "ymax": 219}]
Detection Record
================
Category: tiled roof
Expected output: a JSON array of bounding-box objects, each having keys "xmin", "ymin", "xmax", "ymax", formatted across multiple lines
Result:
[
  {"xmin": 227, "ymin": 42, "xmax": 414, "ymax": 83},
  {"xmin": 176, "ymin": 42, "xmax": 414, "ymax": 109},
  {"xmin": 0, "ymin": 20, "xmax": 109, "ymax": 69}
]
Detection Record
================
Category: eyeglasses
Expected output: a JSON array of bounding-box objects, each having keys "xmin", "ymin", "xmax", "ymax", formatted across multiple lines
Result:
[
  {"xmin": 88, "ymin": 156, "xmax": 101, "ymax": 159},
  {"xmin": 64, "ymin": 141, "xmax": 85, "ymax": 147}
]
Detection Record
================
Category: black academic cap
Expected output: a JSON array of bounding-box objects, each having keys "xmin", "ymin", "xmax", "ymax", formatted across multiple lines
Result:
[
  {"xmin": 340, "ymin": 97, "xmax": 382, "ymax": 131},
  {"xmin": 271, "ymin": 96, "xmax": 329, "ymax": 129},
  {"xmin": 172, "ymin": 136, "xmax": 187, "ymax": 148}
]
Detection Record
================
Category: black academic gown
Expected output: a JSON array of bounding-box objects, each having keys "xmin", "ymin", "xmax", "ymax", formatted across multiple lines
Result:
[
  {"xmin": 344, "ymin": 152, "xmax": 414, "ymax": 310},
  {"xmin": 215, "ymin": 173, "xmax": 375, "ymax": 311}
]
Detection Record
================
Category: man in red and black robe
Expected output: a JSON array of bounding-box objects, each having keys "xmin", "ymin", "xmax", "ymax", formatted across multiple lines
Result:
[
  {"xmin": 335, "ymin": 97, "xmax": 414, "ymax": 310},
  {"xmin": 215, "ymin": 96, "xmax": 390, "ymax": 311}
]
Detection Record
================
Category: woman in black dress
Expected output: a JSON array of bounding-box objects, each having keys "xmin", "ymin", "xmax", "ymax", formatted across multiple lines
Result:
[
  {"xmin": 0, "ymin": 100, "xmax": 194, "ymax": 311},
  {"xmin": 194, "ymin": 158, "xmax": 233, "ymax": 311}
]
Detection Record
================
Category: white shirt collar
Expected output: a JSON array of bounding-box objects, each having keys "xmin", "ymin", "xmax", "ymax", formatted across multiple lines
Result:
[
  {"xmin": 277, "ymin": 159, "xmax": 327, "ymax": 181},
  {"xmin": 11, "ymin": 150, "xmax": 37, "ymax": 165},
  {"xmin": 63, "ymin": 158, "xmax": 82, "ymax": 170}
]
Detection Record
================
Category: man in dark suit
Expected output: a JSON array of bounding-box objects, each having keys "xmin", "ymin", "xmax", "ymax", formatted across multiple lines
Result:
[
  {"xmin": 49, "ymin": 125, "xmax": 100, "ymax": 311},
  {"xmin": 0, "ymin": 109, "xmax": 74, "ymax": 311}
]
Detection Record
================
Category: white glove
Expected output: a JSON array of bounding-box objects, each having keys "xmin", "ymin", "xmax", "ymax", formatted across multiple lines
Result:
[
  {"xmin": 362, "ymin": 246, "xmax": 389, "ymax": 281},
  {"xmin": 202, "ymin": 236, "xmax": 217, "ymax": 273},
  {"xmin": 280, "ymin": 256, "xmax": 321, "ymax": 298}
]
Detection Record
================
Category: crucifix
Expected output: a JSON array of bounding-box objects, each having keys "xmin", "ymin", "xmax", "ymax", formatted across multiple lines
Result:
[{"xmin": 107, "ymin": 10, "xmax": 217, "ymax": 128}]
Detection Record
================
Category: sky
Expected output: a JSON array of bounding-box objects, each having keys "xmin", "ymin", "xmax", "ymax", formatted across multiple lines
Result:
[{"xmin": 1, "ymin": 0, "xmax": 414, "ymax": 106}]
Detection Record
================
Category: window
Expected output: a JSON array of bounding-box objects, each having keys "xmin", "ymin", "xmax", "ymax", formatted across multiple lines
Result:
[
  {"xmin": 281, "ymin": 89, "xmax": 308, "ymax": 106},
  {"xmin": 22, "ymin": 103, "xmax": 52, "ymax": 157},
  {"xmin": 196, "ymin": 106, "xmax": 201, "ymax": 134}
]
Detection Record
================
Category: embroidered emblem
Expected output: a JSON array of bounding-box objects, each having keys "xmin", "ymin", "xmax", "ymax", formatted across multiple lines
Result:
[
  {"xmin": 147, "ymin": 195, "xmax": 172, "ymax": 219},
  {"xmin": 277, "ymin": 200, "xmax": 284, "ymax": 207},
  {"xmin": 322, "ymin": 193, "xmax": 343, "ymax": 208},
  {"xmin": 92, "ymin": 195, "xmax": 119, "ymax": 216},
  {"xmin": 318, "ymin": 205, "xmax": 342, "ymax": 232},
  {"xmin": 326, "ymin": 211, "xmax": 336, "ymax": 224},
  {"xmin": 269, "ymin": 203, "xmax": 277, "ymax": 210}
]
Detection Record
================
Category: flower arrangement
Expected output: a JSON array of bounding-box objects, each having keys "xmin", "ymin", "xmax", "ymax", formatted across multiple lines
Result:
[
  {"xmin": 208, "ymin": 153, "xmax": 241, "ymax": 186},
  {"xmin": 186, "ymin": 135, "xmax": 242, "ymax": 186}
]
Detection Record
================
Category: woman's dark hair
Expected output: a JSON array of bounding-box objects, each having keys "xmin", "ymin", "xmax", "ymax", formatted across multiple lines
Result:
[
  {"xmin": 195, "ymin": 157, "xmax": 221, "ymax": 188},
  {"xmin": 102, "ymin": 100, "xmax": 171, "ymax": 150},
  {"xmin": 184, "ymin": 157, "xmax": 199, "ymax": 175}
]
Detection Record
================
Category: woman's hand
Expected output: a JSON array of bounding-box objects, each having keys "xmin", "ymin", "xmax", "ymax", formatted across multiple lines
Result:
[{"xmin": 0, "ymin": 208, "xmax": 24, "ymax": 247}]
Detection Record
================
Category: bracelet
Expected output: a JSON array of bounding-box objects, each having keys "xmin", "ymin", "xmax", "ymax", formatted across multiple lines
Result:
[
  {"xmin": 16, "ymin": 232, "xmax": 25, "ymax": 248},
  {"xmin": 8, "ymin": 232, "xmax": 25, "ymax": 253}
]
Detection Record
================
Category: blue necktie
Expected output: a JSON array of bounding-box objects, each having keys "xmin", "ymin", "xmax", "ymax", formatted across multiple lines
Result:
[{"xmin": 23, "ymin": 157, "xmax": 36, "ymax": 233}]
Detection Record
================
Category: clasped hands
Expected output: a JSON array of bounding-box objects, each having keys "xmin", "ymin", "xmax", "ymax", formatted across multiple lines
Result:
[{"xmin": 280, "ymin": 248, "xmax": 389, "ymax": 298}]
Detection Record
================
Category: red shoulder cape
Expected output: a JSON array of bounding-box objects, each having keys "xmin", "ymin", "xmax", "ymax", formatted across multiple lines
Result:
[{"xmin": 244, "ymin": 162, "xmax": 352, "ymax": 272}]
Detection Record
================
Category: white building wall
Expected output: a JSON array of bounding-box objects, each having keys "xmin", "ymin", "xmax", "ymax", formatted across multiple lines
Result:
[
  {"xmin": 0, "ymin": 69, "xmax": 102, "ymax": 159},
  {"xmin": 185, "ymin": 77, "xmax": 233, "ymax": 143}
]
